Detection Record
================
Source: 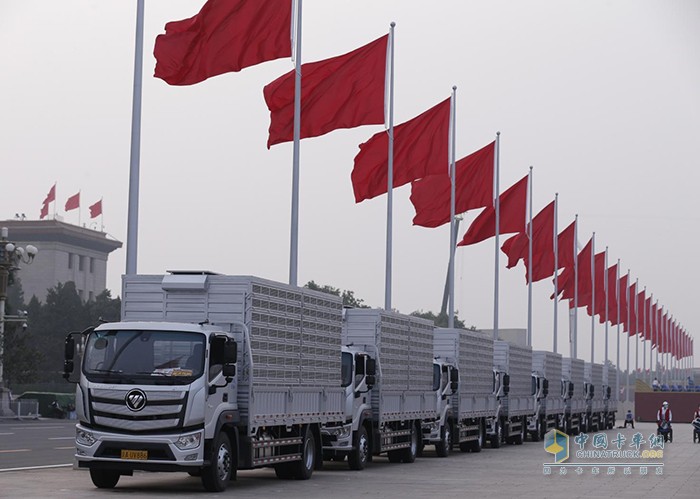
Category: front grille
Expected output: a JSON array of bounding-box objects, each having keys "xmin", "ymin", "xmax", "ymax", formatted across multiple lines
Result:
[{"xmin": 88, "ymin": 388, "xmax": 188, "ymax": 432}]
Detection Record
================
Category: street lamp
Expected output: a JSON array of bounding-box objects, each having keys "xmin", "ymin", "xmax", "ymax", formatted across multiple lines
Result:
[{"xmin": 0, "ymin": 226, "xmax": 38, "ymax": 392}]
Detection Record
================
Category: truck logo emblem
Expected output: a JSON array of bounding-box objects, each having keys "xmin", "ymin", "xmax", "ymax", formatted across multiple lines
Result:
[{"xmin": 125, "ymin": 389, "xmax": 147, "ymax": 412}]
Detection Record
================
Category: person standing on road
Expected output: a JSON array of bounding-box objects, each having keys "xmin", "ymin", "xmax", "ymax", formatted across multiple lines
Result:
[
  {"xmin": 657, "ymin": 401, "xmax": 673, "ymax": 425},
  {"xmin": 623, "ymin": 409, "xmax": 635, "ymax": 428}
]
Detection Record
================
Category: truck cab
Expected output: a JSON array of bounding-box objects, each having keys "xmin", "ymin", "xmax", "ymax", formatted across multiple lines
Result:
[
  {"xmin": 421, "ymin": 358, "xmax": 458, "ymax": 457},
  {"xmin": 321, "ymin": 346, "xmax": 376, "ymax": 470},
  {"xmin": 64, "ymin": 321, "xmax": 238, "ymax": 491}
]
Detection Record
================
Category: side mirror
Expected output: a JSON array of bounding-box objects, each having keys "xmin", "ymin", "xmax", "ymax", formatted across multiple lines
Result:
[
  {"xmin": 606, "ymin": 386, "xmax": 611, "ymax": 398},
  {"xmin": 64, "ymin": 335, "xmax": 76, "ymax": 361},
  {"xmin": 366, "ymin": 358, "xmax": 376, "ymax": 376},
  {"xmin": 223, "ymin": 364, "xmax": 236, "ymax": 378},
  {"xmin": 589, "ymin": 385, "xmax": 595, "ymax": 397},
  {"xmin": 365, "ymin": 375, "xmax": 376, "ymax": 388},
  {"xmin": 450, "ymin": 381, "xmax": 458, "ymax": 393},
  {"xmin": 503, "ymin": 374, "xmax": 510, "ymax": 395},
  {"xmin": 224, "ymin": 340, "xmax": 237, "ymax": 364},
  {"xmin": 63, "ymin": 360, "xmax": 75, "ymax": 380},
  {"xmin": 568, "ymin": 382, "xmax": 574, "ymax": 398},
  {"xmin": 450, "ymin": 369, "xmax": 459, "ymax": 383},
  {"xmin": 543, "ymin": 379, "xmax": 549, "ymax": 398}
]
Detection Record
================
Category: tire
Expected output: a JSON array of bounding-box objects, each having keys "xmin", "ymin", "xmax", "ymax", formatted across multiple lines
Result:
[
  {"xmin": 387, "ymin": 450, "xmax": 402, "ymax": 463},
  {"xmin": 201, "ymin": 432, "xmax": 233, "ymax": 492},
  {"xmin": 513, "ymin": 420, "xmax": 524, "ymax": 446},
  {"xmin": 490, "ymin": 421, "xmax": 502, "ymax": 449},
  {"xmin": 470, "ymin": 421, "xmax": 484, "ymax": 453},
  {"xmin": 400, "ymin": 424, "xmax": 418, "ymax": 463},
  {"xmin": 89, "ymin": 469, "xmax": 120, "ymax": 489},
  {"xmin": 531, "ymin": 418, "xmax": 541, "ymax": 442},
  {"xmin": 348, "ymin": 426, "xmax": 369, "ymax": 470},
  {"xmin": 435, "ymin": 422, "xmax": 452, "ymax": 458},
  {"xmin": 289, "ymin": 428, "xmax": 316, "ymax": 480}
]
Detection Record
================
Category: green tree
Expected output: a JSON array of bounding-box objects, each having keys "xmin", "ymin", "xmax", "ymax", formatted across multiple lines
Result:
[
  {"xmin": 410, "ymin": 310, "xmax": 467, "ymax": 329},
  {"xmin": 304, "ymin": 281, "xmax": 370, "ymax": 308}
]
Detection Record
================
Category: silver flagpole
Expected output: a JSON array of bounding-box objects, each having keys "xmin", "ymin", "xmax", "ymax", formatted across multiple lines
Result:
[
  {"xmin": 126, "ymin": 0, "xmax": 145, "ymax": 275},
  {"xmin": 384, "ymin": 22, "xmax": 395, "ymax": 309},
  {"xmin": 604, "ymin": 247, "xmax": 608, "ymax": 366},
  {"xmin": 643, "ymin": 287, "xmax": 647, "ymax": 382},
  {"xmin": 553, "ymin": 193, "xmax": 559, "ymax": 353},
  {"xmin": 625, "ymin": 270, "xmax": 630, "ymax": 402},
  {"xmin": 573, "ymin": 214, "xmax": 578, "ymax": 358},
  {"xmin": 448, "ymin": 86, "xmax": 457, "ymax": 328},
  {"xmin": 634, "ymin": 278, "xmax": 639, "ymax": 383},
  {"xmin": 615, "ymin": 261, "xmax": 620, "ymax": 403},
  {"xmin": 289, "ymin": 0, "xmax": 303, "ymax": 286},
  {"xmin": 590, "ymin": 232, "xmax": 595, "ymax": 363},
  {"xmin": 492, "ymin": 132, "xmax": 500, "ymax": 342},
  {"xmin": 527, "ymin": 166, "xmax": 533, "ymax": 347}
]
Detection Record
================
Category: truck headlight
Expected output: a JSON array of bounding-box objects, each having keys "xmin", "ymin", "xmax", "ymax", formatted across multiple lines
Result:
[
  {"xmin": 76, "ymin": 428, "xmax": 96, "ymax": 446},
  {"xmin": 175, "ymin": 432, "xmax": 202, "ymax": 451},
  {"xmin": 327, "ymin": 425, "xmax": 351, "ymax": 439}
]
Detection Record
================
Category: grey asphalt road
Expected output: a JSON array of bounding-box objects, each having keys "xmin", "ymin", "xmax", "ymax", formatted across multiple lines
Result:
[
  {"xmin": 0, "ymin": 419, "xmax": 75, "ymax": 470},
  {"xmin": 0, "ymin": 422, "xmax": 698, "ymax": 498}
]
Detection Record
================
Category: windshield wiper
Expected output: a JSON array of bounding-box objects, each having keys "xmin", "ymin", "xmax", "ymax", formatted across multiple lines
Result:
[{"xmin": 89, "ymin": 368, "xmax": 123, "ymax": 374}]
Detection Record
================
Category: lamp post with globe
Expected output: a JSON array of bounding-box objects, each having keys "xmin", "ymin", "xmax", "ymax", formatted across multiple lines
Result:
[{"xmin": 0, "ymin": 227, "xmax": 37, "ymax": 413}]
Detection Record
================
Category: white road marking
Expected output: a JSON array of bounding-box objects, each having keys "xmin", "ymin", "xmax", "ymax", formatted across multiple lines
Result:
[
  {"xmin": 0, "ymin": 463, "xmax": 72, "ymax": 473},
  {"xmin": 0, "ymin": 449, "xmax": 30, "ymax": 454},
  {"xmin": 53, "ymin": 446, "xmax": 75, "ymax": 450},
  {"xmin": 9, "ymin": 426, "xmax": 66, "ymax": 430},
  {"xmin": 0, "ymin": 432, "xmax": 15, "ymax": 436},
  {"xmin": 48, "ymin": 437, "xmax": 75, "ymax": 440}
]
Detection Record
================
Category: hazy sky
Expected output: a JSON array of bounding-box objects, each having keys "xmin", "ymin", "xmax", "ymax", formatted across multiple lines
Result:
[{"xmin": 1, "ymin": 1, "xmax": 698, "ymax": 367}]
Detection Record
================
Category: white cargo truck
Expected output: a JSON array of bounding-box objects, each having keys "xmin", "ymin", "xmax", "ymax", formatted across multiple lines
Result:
[
  {"xmin": 561, "ymin": 357, "xmax": 586, "ymax": 434},
  {"xmin": 602, "ymin": 364, "xmax": 618, "ymax": 429},
  {"xmin": 583, "ymin": 362, "xmax": 606, "ymax": 431},
  {"xmin": 427, "ymin": 328, "xmax": 496, "ymax": 455},
  {"xmin": 528, "ymin": 350, "xmax": 564, "ymax": 441},
  {"xmin": 321, "ymin": 309, "xmax": 435, "ymax": 469},
  {"xmin": 490, "ymin": 341, "xmax": 535, "ymax": 447},
  {"xmin": 63, "ymin": 272, "xmax": 345, "ymax": 492}
]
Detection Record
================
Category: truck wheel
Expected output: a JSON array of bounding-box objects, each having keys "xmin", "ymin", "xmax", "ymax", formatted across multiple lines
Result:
[
  {"xmin": 290, "ymin": 428, "xmax": 316, "ymax": 480},
  {"xmin": 469, "ymin": 421, "xmax": 484, "ymax": 453},
  {"xmin": 348, "ymin": 426, "xmax": 369, "ymax": 470},
  {"xmin": 400, "ymin": 424, "xmax": 418, "ymax": 463},
  {"xmin": 490, "ymin": 421, "xmax": 502, "ymax": 449},
  {"xmin": 531, "ymin": 419, "xmax": 541, "ymax": 442},
  {"xmin": 89, "ymin": 469, "xmax": 120, "ymax": 489},
  {"xmin": 515, "ymin": 417, "xmax": 526, "ymax": 445},
  {"xmin": 201, "ymin": 432, "xmax": 233, "ymax": 492},
  {"xmin": 435, "ymin": 422, "xmax": 452, "ymax": 458}
]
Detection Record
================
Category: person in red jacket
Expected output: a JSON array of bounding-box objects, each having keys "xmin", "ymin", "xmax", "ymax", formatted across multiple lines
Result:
[{"xmin": 656, "ymin": 401, "xmax": 673, "ymax": 442}]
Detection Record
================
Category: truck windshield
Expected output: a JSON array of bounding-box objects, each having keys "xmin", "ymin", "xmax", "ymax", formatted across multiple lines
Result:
[
  {"xmin": 83, "ymin": 329, "xmax": 206, "ymax": 384},
  {"xmin": 341, "ymin": 352, "xmax": 353, "ymax": 388}
]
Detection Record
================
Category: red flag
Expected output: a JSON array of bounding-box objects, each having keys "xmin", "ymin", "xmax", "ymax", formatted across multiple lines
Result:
[
  {"xmin": 153, "ymin": 0, "xmax": 292, "ymax": 85},
  {"xmin": 619, "ymin": 274, "xmax": 629, "ymax": 331},
  {"xmin": 625, "ymin": 282, "xmax": 637, "ymax": 335},
  {"xmin": 606, "ymin": 264, "xmax": 619, "ymax": 325},
  {"xmin": 557, "ymin": 220, "xmax": 576, "ymax": 270},
  {"xmin": 43, "ymin": 183, "xmax": 56, "ymax": 205},
  {"xmin": 264, "ymin": 35, "xmax": 387, "ymax": 148},
  {"xmin": 410, "ymin": 141, "xmax": 495, "ymax": 228},
  {"xmin": 501, "ymin": 200, "xmax": 556, "ymax": 283},
  {"xmin": 585, "ymin": 252, "xmax": 606, "ymax": 320},
  {"xmin": 636, "ymin": 290, "xmax": 646, "ymax": 337},
  {"xmin": 65, "ymin": 192, "xmax": 80, "ymax": 211},
  {"xmin": 89, "ymin": 199, "xmax": 103, "ymax": 219},
  {"xmin": 644, "ymin": 297, "xmax": 652, "ymax": 339},
  {"xmin": 558, "ymin": 238, "xmax": 593, "ymax": 307},
  {"xmin": 351, "ymin": 98, "xmax": 450, "ymax": 203},
  {"xmin": 39, "ymin": 201, "xmax": 49, "ymax": 220},
  {"xmin": 650, "ymin": 302, "xmax": 658, "ymax": 347},
  {"xmin": 458, "ymin": 175, "xmax": 528, "ymax": 247}
]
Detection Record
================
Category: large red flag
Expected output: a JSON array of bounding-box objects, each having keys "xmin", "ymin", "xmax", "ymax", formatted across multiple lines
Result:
[
  {"xmin": 585, "ymin": 252, "xmax": 606, "ymax": 320},
  {"xmin": 89, "ymin": 199, "xmax": 103, "ymax": 219},
  {"xmin": 264, "ymin": 35, "xmax": 387, "ymax": 147},
  {"xmin": 43, "ymin": 183, "xmax": 56, "ymax": 205},
  {"xmin": 410, "ymin": 141, "xmax": 495, "ymax": 228},
  {"xmin": 39, "ymin": 201, "xmax": 49, "ymax": 220},
  {"xmin": 619, "ymin": 274, "xmax": 629, "ymax": 331},
  {"xmin": 650, "ymin": 302, "xmax": 658, "ymax": 347},
  {"xmin": 558, "ymin": 238, "xmax": 593, "ymax": 308},
  {"xmin": 636, "ymin": 290, "xmax": 646, "ymax": 338},
  {"xmin": 458, "ymin": 175, "xmax": 528, "ymax": 247},
  {"xmin": 154, "ymin": 0, "xmax": 292, "ymax": 85},
  {"xmin": 65, "ymin": 192, "xmax": 80, "ymax": 211},
  {"xmin": 557, "ymin": 220, "xmax": 576, "ymax": 270},
  {"xmin": 501, "ymin": 200, "xmax": 555, "ymax": 283},
  {"xmin": 644, "ymin": 297, "xmax": 652, "ymax": 339},
  {"xmin": 625, "ymin": 282, "xmax": 637, "ymax": 335},
  {"xmin": 606, "ymin": 264, "xmax": 619, "ymax": 325},
  {"xmin": 352, "ymin": 98, "xmax": 450, "ymax": 202}
]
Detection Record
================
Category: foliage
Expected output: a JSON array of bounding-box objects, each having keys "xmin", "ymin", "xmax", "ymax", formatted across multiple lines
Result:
[
  {"xmin": 3, "ymin": 280, "xmax": 121, "ymax": 386},
  {"xmin": 304, "ymin": 280, "xmax": 370, "ymax": 308},
  {"xmin": 410, "ymin": 310, "xmax": 467, "ymax": 329}
]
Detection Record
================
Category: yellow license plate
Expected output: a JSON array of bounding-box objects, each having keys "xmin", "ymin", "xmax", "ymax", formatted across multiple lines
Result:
[{"xmin": 121, "ymin": 450, "xmax": 148, "ymax": 460}]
